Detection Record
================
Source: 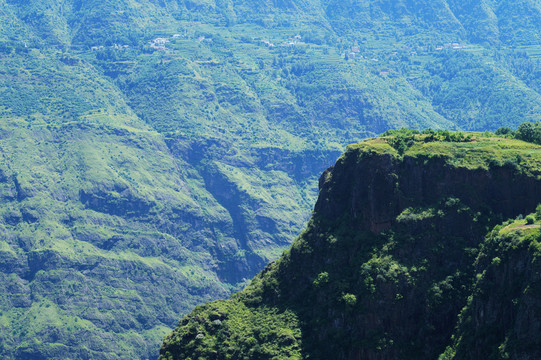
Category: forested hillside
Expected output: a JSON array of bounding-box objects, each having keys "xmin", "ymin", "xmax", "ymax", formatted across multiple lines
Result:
[
  {"xmin": 160, "ymin": 133, "xmax": 541, "ymax": 360},
  {"xmin": 1, "ymin": 0, "xmax": 541, "ymax": 358}
]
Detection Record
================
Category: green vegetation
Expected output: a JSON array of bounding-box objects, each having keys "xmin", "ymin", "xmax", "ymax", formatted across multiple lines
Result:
[
  {"xmin": 382, "ymin": 128, "xmax": 473, "ymax": 154},
  {"xmin": 442, "ymin": 216, "xmax": 541, "ymax": 359},
  {"xmin": 365, "ymin": 128, "xmax": 541, "ymax": 174},
  {"xmin": 161, "ymin": 136, "xmax": 541, "ymax": 360},
  {"xmin": 160, "ymin": 300, "xmax": 302, "ymax": 360},
  {"xmin": 2, "ymin": 0, "xmax": 541, "ymax": 358},
  {"xmin": 497, "ymin": 121, "xmax": 541, "ymax": 145}
]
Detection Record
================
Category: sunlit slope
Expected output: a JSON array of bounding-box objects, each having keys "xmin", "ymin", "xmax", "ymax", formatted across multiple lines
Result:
[{"xmin": 0, "ymin": 51, "xmax": 234, "ymax": 359}]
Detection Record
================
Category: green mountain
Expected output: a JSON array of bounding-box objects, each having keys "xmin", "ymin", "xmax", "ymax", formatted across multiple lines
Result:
[
  {"xmin": 160, "ymin": 133, "xmax": 541, "ymax": 359},
  {"xmin": 1, "ymin": 0, "xmax": 541, "ymax": 358}
]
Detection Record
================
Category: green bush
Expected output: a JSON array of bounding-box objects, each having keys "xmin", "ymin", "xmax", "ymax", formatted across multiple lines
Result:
[
  {"xmin": 342, "ymin": 293, "xmax": 357, "ymax": 306},
  {"xmin": 313, "ymin": 272, "xmax": 330, "ymax": 287}
]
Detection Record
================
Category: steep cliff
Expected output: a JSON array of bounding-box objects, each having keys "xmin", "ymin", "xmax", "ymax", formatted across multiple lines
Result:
[
  {"xmin": 160, "ymin": 134, "xmax": 541, "ymax": 360},
  {"xmin": 443, "ymin": 218, "xmax": 541, "ymax": 360}
]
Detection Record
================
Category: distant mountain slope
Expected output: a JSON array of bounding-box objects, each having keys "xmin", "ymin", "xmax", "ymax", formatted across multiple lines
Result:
[
  {"xmin": 0, "ymin": 50, "xmax": 236, "ymax": 359},
  {"xmin": 160, "ymin": 134, "xmax": 541, "ymax": 360},
  {"xmin": 1, "ymin": 0, "xmax": 541, "ymax": 358}
]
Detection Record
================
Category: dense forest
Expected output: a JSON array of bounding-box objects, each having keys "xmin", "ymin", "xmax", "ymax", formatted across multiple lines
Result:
[{"xmin": 0, "ymin": 0, "xmax": 541, "ymax": 358}]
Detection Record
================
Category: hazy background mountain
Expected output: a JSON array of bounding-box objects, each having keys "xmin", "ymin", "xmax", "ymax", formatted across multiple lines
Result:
[{"xmin": 1, "ymin": 0, "xmax": 541, "ymax": 358}]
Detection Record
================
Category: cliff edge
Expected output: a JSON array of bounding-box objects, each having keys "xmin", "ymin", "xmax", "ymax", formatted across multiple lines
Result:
[{"xmin": 160, "ymin": 133, "xmax": 541, "ymax": 360}]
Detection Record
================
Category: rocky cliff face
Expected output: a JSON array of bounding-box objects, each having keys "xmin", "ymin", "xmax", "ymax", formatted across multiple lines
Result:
[
  {"xmin": 447, "ymin": 223, "xmax": 541, "ymax": 360},
  {"xmin": 160, "ymin": 135, "xmax": 541, "ymax": 360},
  {"xmin": 317, "ymin": 150, "xmax": 540, "ymax": 234}
]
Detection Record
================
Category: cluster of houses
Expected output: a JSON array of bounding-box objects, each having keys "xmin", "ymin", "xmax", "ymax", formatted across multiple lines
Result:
[
  {"xmin": 90, "ymin": 44, "xmax": 130, "ymax": 51},
  {"xmin": 197, "ymin": 36, "xmax": 213, "ymax": 43},
  {"xmin": 150, "ymin": 33, "xmax": 208, "ymax": 50},
  {"xmin": 150, "ymin": 37, "xmax": 169, "ymax": 50},
  {"xmin": 436, "ymin": 42, "xmax": 466, "ymax": 51},
  {"xmin": 342, "ymin": 40, "xmax": 467, "ymax": 61},
  {"xmin": 90, "ymin": 33, "xmax": 186, "ymax": 52},
  {"xmin": 90, "ymin": 31, "xmax": 469, "ymax": 56},
  {"xmin": 261, "ymin": 40, "xmax": 275, "ymax": 47},
  {"xmin": 283, "ymin": 34, "xmax": 303, "ymax": 46},
  {"xmin": 345, "ymin": 45, "xmax": 361, "ymax": 59},
  {"xmin": 89, "ymin": 32, "xmax": 310, "ymax": 53}
]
